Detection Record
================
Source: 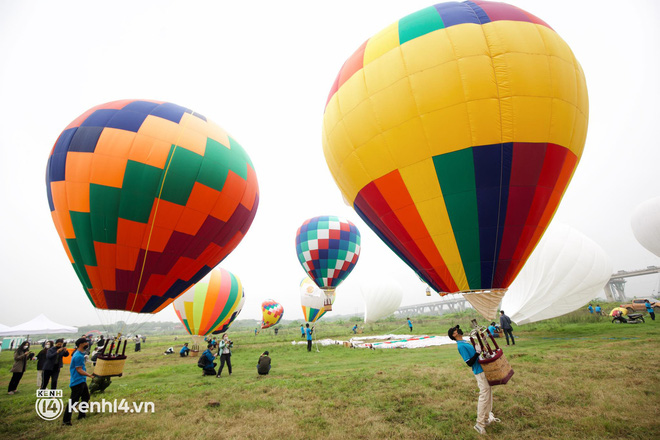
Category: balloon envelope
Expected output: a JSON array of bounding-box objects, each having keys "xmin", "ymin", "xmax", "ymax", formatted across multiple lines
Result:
[
  {"xmin": 359, "ymin": 278, "xmax": 403, "ymax": 323},
  {"xmin": 322, "ymin": 1, "xmax": 588, "ymax": 296},
  {"xmin": 631, "ymin": 197, "xmax": 660, "ymax": 257},
  {"xmin": 502, "ymin": 224, "xmax": 612, "ymax": 324},
  {"xmin": 46, "ymin": 99, "xmax": 259, "ymax": 314},
  {"xmin": 300, "ymin": 277, "xmax": 330, "ymax": 323},
  {"xmin": 261, "ymin": 300, "xmax": 284, "ymax": 329},
  {"xmin": 172, "ymin": 268, "xmax": 245, "ymax": 337}
]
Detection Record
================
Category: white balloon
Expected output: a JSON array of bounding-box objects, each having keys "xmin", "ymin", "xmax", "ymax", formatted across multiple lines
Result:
[
  {"xmin": 359, "ymin": 278, "xmax": 403, "ymax": 323},
  {"xmin": 502, "ymin": 223, "xmax": 613, "ymax": 324},
  {"xmin": 631, "ymin": 196, "xmax": 660, "ymax": 257}
]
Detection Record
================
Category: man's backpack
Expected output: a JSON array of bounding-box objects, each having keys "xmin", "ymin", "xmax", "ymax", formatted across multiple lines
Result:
[{"xmin": 197, "ymin": 352, "xmax": 208, "ymax": 369}]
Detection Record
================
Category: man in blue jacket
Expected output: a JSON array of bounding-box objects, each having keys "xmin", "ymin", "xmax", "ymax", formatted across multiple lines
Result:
[
  {"xmin": 201, "ymin": 344, "xmax": 217, "ymax": 376},
  {"xmin": 448, "ymin": 325, "xmax": 500, "ymax": 435},
  {"xmin": 62, "ymin": 338, "xmax": 94, "ymax": 426}
]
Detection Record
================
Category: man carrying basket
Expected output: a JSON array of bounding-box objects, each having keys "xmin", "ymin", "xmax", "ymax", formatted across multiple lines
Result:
[{"xmin": 448, "ymin": 325, "xmax": 500, "ymax": 435}]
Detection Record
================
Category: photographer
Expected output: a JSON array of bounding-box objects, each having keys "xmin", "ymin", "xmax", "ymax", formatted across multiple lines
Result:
[
  {"xmin": 305, "ymin": 323, "xmax": 314, "ymax": 352},
  {"xmin": 42, "ymin": 338, "xmax": 70, "ymax": 390},
  {"xmin": 8, "ymin": 341, "xmax": 33, "ymax": 395},
  {"xmin": 216, "ymin": 333, "xmax": 233, "ymax": 377}
]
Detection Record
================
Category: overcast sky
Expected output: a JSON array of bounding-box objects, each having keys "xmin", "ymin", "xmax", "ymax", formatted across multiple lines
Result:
[{"xmin": 0, "ymin": 1, "xmax": 658, "ymax": 328}]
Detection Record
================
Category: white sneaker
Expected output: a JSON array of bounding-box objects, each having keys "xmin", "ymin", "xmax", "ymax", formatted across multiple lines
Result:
[
  {"xmin": 473, "ymin": 424, "xmax": 486, "ymax": 435},
  {"xmin": 487, "ymin": 413, "xmax": 501, "ymax": 425}
]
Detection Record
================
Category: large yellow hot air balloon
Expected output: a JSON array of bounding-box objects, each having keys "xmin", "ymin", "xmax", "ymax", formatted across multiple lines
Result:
[{"xmin": 322, "ymin": 1, "xmax": 588, "ymax": 319}]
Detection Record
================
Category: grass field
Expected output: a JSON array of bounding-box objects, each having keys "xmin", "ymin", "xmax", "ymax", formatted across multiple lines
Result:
[{"xmin": 0, "ymin": 307, "xmax": 659, "ymax": 439}]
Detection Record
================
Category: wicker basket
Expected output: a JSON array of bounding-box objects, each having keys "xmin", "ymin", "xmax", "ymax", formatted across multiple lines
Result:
[
  {"xmin": 94, "ymin": 355, "xmax": 127, "ymax": 377},
  {"xmin": 478, "ymin": 349, "xmax": 513, "ymax": 386},
  {"xmin": 189, "ymin": 350, "xmax": 200, "ymax": 358}
]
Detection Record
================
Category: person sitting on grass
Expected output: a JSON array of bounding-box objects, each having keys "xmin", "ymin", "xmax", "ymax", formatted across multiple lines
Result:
[
  {"xmin": 163, "ymin": 347, "xmax": 174, "ymax": 355},
  {"xmin": 200, "ymin": 344, "xmax": 217, "ymax": 376},
  {"xmin": 487, "ymin": 322, "xmax": 499, "ymax": 338},
  {"xmin": 257, "ymin": 351, "xmax": 271, "ymax": 376},
  {"xmin": 180, "ymin": 343, "xmax": 190, "ymax": 357}
]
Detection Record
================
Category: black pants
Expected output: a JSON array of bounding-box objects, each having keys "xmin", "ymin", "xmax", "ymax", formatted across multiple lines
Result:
[
  {"xmin": 63, "ymin": 382, "xmax": 90, "ymax": 424},
  {"xmin": 218, "ymin": 354, "xmax": 232, "ymax": 376},
  {"xmin": 409, "ymin": 326, "xmax": 413, "ymax": 332},
  {"xmin": 649, "ymin": 312, "xmax": 656, "ymax": 321},
  {"xmin": 41, "ymin": 369, "xmax": 60, "ymax": 390},
  {"xmin": 307, "ymin": 340, "xmax": 312, "ymax": 352},
  {"xmin": 8, "ymin": 372, "xmax": 23, "ymax": 392},
  {"xmin": 503, "ymin": 328, "xmax": 515, "ymax": 345},
  {"xmin": 203, "ymin": 363, "xmax": 217, "ymax": 376}
]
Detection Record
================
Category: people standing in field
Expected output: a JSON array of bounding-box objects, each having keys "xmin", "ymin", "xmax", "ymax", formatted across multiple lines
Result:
[
  {"xmin": 36, "ymin": 341, "xmax": 52, "ymax": 388},
  {"xmin": 8, "ymin": 341, "xmax": 33, "ymax": 395},
  {"xmin": 305, "ymin": 324, "xmax": 314, "ymax": 352},
  {"xmin": 448, "ymin": 325, "xmax": 500, "ymax": 435},
  {"xmin": 216, "ymin": 334, "xmax": 233, "ymax": 377},
  {"xmin": 587, "ymin": 304, "xmax": 594, "ymax": 314},
  {"xmin": 407, "ymin": 317, "xmax": 413, "ymax": 332},
  {"xmin": 300, "ymin": 325, "xmax": 305, "ymax": 338},
  {"xmin": 42, "ymin": 339, "xmax": 70, "ymax": 390},
  {"xmin": 499, "ymin": 311, "xmax": 515, "ymax": 346},
  {"xmin": 645, "ymin": 300, "xmax": 656, "ymax": 321},
  {"xmin": 595, "ymin": 304, "xmax": 602, "ymax": 315},
  {"xmin": 62, "ymin": 338, "xmax": 94, "ymax": 426},
  {"xmin": 257, "ymin": 351, "xmax": 271, "ymax": 375},
  {"xmin": 134, "ymin": 335, "xmax": 141, "ymax": 352}
]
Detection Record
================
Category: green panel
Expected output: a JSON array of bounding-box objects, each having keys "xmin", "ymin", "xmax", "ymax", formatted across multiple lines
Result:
[
  {"xmin": 119, "ymin": 160, "xmax": 164, "ymax": 223},
  {"xmin": 89, "ymin": 184, "xmax": 121, "ymax": 244},
  {"xmin": 69, "ymin": 211, "xmax": 97, "ymax": 266},
  {"xmin": 433, "ymin": 149, "xmax": 481, "ymax": 288},
  {"xmin": 228, "ymin": 136, "xmax": 253, "ymax": 172},
  {"xmin": 66, "ymin": 239, "xmax": 93, "ymax": 289},
  {"xmin": 160, "ymin": 145, "xmax": 203, "ymax": 206},
  {"xmin": 197, "ymin": 137, "xmax": 251, "ymax": 191},
  {"xmin": 338, "ymin": 249, "xmax": 347, "ymax": 261},
  {"xmin": 399, "ymin": 6, "xmax": 445, "ymax": 45}
]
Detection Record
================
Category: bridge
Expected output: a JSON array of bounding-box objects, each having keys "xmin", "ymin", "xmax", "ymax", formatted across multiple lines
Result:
[
  {"xmin": 393, "ymin": 296, "xmax": 468, "ymax": 317},
  {"xmin": 604, "ymin": 266, "xmax": 660, "ymax": 302}
]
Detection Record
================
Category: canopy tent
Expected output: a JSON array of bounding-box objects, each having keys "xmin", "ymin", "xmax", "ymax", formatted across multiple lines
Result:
[
  {"xmin": 0, "ymin": 314, "xmax": 78, "ymax": 336},
  {"xmin": 0, "ymin": 324, "xmax": 9, "ymax": 331}
]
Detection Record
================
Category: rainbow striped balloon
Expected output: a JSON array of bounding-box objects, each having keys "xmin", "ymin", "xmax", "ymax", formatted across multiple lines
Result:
[
  {"xmin": 322, "ymin": 1, "xmax": 587, "ymax": 295},
  {"xmin": 172, "ymin": 268, "xmax": 245, "ymax": 337}
]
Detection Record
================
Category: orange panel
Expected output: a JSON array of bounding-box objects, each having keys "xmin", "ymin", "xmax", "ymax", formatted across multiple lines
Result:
[
  {"xmin": 50, "ymin": 182, "xmax": 75, "ymax": 238},
  {"xmin": 85, "ymin": 265, "xmax": 103, "ymax": 292},
  {"xmin": 117, "ymin": 218, "xmax": 147, "ymax": 247},
  {"xmin": 64, "ymin": 152, "xmax": 93, "ymax": 183},
  {"xmin": 94, "ymin": 242, "xmax": 117, "ymax": 291},
  {"xmin": 128, "ymin": 134, "xmax": 171, "ymax": 169},
  {"xmin": 90, "ymin": 288, "xmax": 108, "ymax": 309},
  {"xmin": 186, "ymin": 182, "xmax": 219, "ymax": 215},
  {"xmin": 240, "ymin": 165, "xmax": 258, "ymax": 211},
  {"xmin": 137, "ymin": 114, "xmax": 180, "ymax": 143},
  {"xmin": 52, "ymin": 225, "xmax": 75, "ymax": 263},
  {"xmin": 150, "ymin": 199, "xmax": 185, "ymax": 230},
  {"xmin": 141, "ymin": 273, "xmax": 166, "ymax": 296},
  {"xmin": 169, "ymin": 257, "xmax": 200, "ymax": 282},
  {"xmin": 175, "ymin": 207, "xmax": 207, "ymax": 236},
  {"xmin": 142, "ymin": 225, "xmax": 174, "ymax": 253},
  {"xmin": 415, "ymin": 236, "xmax": 459, "ymax": 292},
  {"xmin": 219, "ymin": 170, "xmax": 248, "ymax": 203},
  {"xmin": 174, "ymin": 124, "xmax": 206, "ymax": 156},
  {"xmin": 210, "ymin": 191, "xmax": 240, "ymax": 222},
  {"xmin": 374, "ymin": 172, "xmax": 414, "ymax": 211},
  {"xmin": 94, "ymin": 127, "xmax": 136, "ymax": 159},
  {"xmin": 65, "ymin": 181, "xmax": 90, "ymax": 213},
  {"xmin": 394, "ymin": 204, "xmax": 428, "ymax": 240},
  {"xmin": 116, "ymin": 244, "xmax": 140, "ymax": 271},
  {"xmin": 89, "ymin": 154, "xmax": 127, "ymax": 188}
]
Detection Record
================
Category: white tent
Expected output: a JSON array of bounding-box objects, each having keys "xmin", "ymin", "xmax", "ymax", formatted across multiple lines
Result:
[
  {"xmin": 0, "ymin": 324, "xmax": 9, "ymax": 331},
  {"xmin": 0, "ymin": 314, "xmax": 78, "ymax": 336}
]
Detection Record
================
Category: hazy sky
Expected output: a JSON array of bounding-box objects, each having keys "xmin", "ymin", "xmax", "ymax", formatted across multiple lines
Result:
[{"xmin": 0, "ymin": 1, "xmax": 658, "ymax": 328}]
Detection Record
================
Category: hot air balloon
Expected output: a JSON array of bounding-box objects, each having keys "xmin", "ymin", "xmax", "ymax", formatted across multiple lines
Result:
[
  {"xmin": 631, "ymin": 197, "xmax": 660, "ymax": 257},
  {"xmin": 322, "ymin": 1, "xmax": 588, "ymax": 320},
  {"xmin": 359, "ymin": 278, "xmax": 403, "ymax": 323},
  {"xmin": 501, "ymin": 224, "xmax": 612, "ymax": 324},
  {"xmin": 261, "ymin": 300, "xmax": 284, "ymax": 329},
  {"xmin": 295, "ymin": 216, "xmax": 361, "ymax": 311},
  {"xmin": 46, "ymin": 100, "xmax": 259, "ymax": 328},
  {"xmin": 172, "ymin": 268, "xmax": 245, "ymax": 351},
  {"xmin": 300, "ymin": 277, "xmax": 332, "ymax": 323}
]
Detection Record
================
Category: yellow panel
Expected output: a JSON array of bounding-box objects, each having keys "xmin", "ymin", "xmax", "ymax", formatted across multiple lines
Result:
[
  {"xmin": 576, "ymin": 63, "xmax": 589, "ymax": 120},
  {"xmin": 355, "ymin": 134, "xmax": 397, "ymax": 182},
  {"xmin": 180, "ymin": 112, "xmax": 209, "ymax": 138},
  {"xmin": 325, "ymin": 120, "xmax": 355, "ymax": 177},
  {"xmin": 569, "ymin": 113, "xmax": 589, "ymax": 158},
  {"xmin": 138, "ymin": 115, "xmax": 180, "ymax": 143},
  {"xmin": 363, "ymin": 22, "xmax": 399, "ymax": 66},
  {"xmin": 550, "ymin": 56, "xmax": 578, "ymax": 104},
  {"xmin": 549, "ymin": 98, "xmax": 577, "ymax": 148},
  {"xmin": 338, "ymin": 152, "xmax": 371, "ymax": 203},
  {"xmin": 536, "ymin": 25, "xmax": 574, "ymax": 63},
  {"xmin": 445, "ymin": 23, "xmax": 490, "ymax": 59},
  {"xmin": 504, "ymin": 52, "xmax": 551, "ymax": 98},
  {"xmin": 383, "ymin": 116, "xmax": 429, "ymax": 169},
  {"xmin": 466, "ymin": 98, "xmax": 503, "ymax": 146},
  {"xmin": 341, "ymin": 83, "xmax": 380, "ymax": 149},
  {"xmin": 482, "ymin": 21, "xmax": 547, "ymax": 57},
  {"xmin": 422, "ymin": 104, "xmax": 472, "ymax": 156},
  {"xmin": 337, "ymin": 69, "xmax": 368, "ymax": 116},
  {"xmin": 323, "ymin": 93, "xmax": 341, "ymax": 137},
  {"xmin": 458, "ymin": 55, "xmax": 498, "ymax": 102},
  {"xmin": 400, "ymin": 28, "xmax": 456, "ymax": 74},
  {"xmin": 409, "ymin": 60, "xmax": 463, "ymax": 114},
  {"xmin": 511, "ymin": 96, "xmax": 552, "ymax": 142},
  {"xmin": 175, "ymin": 126, "xmax": 206, "ymax": 156},
  {"xmin": 363, "ymin": 46, "xmax": 407, "ymax": 95},
  {"xmin": 205, "ymin": 121, "xmax": 230, "ymax": 148},
  {"xmin": 397, "ymin": 158, "xmax": 441, "ymax": 203},
  {"xmin": 369, "ymin": 78, "xmax": 418, "ymax": 132}
]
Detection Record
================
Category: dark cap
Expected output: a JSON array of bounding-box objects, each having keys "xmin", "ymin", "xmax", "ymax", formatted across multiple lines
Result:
[{"xmin": 448, "ymin": 325, "xmax": 460, "ymax": 340}]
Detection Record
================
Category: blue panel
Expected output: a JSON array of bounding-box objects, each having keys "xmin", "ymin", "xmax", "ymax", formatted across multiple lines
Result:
[
  {"xmin": 123, "ymin": 100, "xmax": 160, "ymax": 114},
  {"xmin": 192, "ymin": 112, "xmax": 207, "ymax": 122},
  {"xmin": 464, "ymin": 1, "xmax": 491, "ymax": 25},
  {"xmin": 80, "ymin": 109, "xmax": 118, "ymax": 128},
  {"xmin": 68, "ymin": 126, "xmax": 104, "ymax": 152},
  {"xmin": 473, "ymin": 143, "xmax": 512, "ymax": 287},
  {"xmin": 46, "ymin": 179, "xmax": 55, "ymax": 211},
  {"xmin": 107, "ymin": 110, "xmax": 148, "ymax": 133},
  {"xmin": 150, "ymin": 102, "xmax": 191, "ymax": 124},
  {"xmin": 47, "ymin": 127, "xmax": 77, "ymax": 182},
  {"xmin": 435, "ymin": 2, "xmax": 481, "ymax": 27}
]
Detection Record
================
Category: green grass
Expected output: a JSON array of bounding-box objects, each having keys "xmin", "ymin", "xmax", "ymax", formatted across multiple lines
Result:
[{"xmin": 0, "ymin": 309, "xmax": 659, "ymax": 439}]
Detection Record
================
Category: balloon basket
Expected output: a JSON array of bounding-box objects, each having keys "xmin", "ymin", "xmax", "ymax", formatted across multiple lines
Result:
[
  {"xmin": 478, "ymin": 349, "xmax": 513, "ymax": 386},
  {"xmin": 189, "ymin": 350, "xmax": 200, "ymax": 358},
  {"xmin": 94, "ymin": 355, "xmax": 127, "ymax": 378}
]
